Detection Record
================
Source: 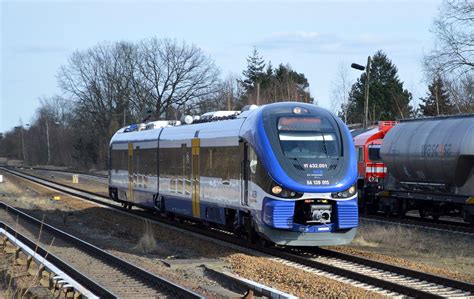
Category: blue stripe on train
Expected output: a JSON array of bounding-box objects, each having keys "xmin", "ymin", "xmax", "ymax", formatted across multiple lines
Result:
[
  {"xmin": 163, "ymin": 195, "xmax": 193, "ymax": 217},
  {"xmin": 262, "ymin": 198, "xmax": 294, "ymax": 229},
  {"xmin": 262, "ymin": 197, "xmax": 358, "ymax": 232},
  {"xmin": 335, "ymin": 198, "xmax": 359, "ymax": 229},
  {"xmin": 163, "ymin": 195, "xmax": 226, "ymax": 224}
]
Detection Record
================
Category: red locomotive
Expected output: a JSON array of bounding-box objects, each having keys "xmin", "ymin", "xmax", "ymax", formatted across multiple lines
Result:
[{"xmin": 352, "ymin": 121, "xmax": 396, "ymax": 213}]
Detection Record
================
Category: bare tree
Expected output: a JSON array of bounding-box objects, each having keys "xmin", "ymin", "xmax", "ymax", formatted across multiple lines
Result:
[
  {"xmin": 425, "ymin": 0, "xmax": 474, "ymax": 77},
  {"xmin": 423, "ymin": 0, "xmax": 473, "ymax": 115},
  {"xmin": 57, "ymin": 41, "xmax": 137, "ymax": 168},
  {"xmin": 135, "ymin": 38, "xmax": 220, "ymax": 119},
  {"xmin": 445, "ymin": 73, "xmax": 474, "ymax": 112},
  {"xmin": 330, "ymin": 62, "xmax": 351, "ymax": 122},
  {"xmin": 193, "ymin": 73, "xmax": 244, "ymax": 113}
]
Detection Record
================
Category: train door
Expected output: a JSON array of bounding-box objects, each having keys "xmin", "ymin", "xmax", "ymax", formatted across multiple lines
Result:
[
  {"xmin": 241, "ymin": 142, "xmax": 249, "ymax": 206},
  {"xmin": 191, "ymin": 138, "xmax": 201, "ymax": 217},
  {"xmin": 127, "ymin": 142, "xmax": 134, "ymax": 202}
]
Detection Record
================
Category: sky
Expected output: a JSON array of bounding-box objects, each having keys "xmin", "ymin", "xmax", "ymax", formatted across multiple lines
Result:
[{"xmin": 0, "ymin": 0, "xmax": 441, "ymax": 133}]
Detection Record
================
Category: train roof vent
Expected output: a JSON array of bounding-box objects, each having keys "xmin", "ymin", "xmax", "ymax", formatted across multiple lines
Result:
[
  {"xmin": 200, "ymin": 111, "xmax": 240, "ymax": 119},
  {"xmin": 145, "ymin": 120, "xmax": 181, "ymax": 129},
  {"xmin": 242, "ymin": 104, "xmax": 258, "ymax": 112},
  {"xmin": 187, "ymin": 110, "xmax": 241, "ymax": 124},
  {"xmin": 122, "ymin": 120, "xmax": 181, "ymax": 133},
  {"xmin": 378, "ymin": 121, "xmax": 397, "ymax": 130}
]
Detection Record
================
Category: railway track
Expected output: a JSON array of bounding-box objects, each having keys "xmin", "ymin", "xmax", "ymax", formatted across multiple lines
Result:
[
  {"xmin": 1, "ymin": 221, "xmax": 99, "ymax": 298},
  {"xmin": 13, "ymin": 166, "xmax": 108, "ymax": 180},
  {"xmin": 2, "ymin": 166, "xmax": 474, "ymax": 298},
  {"xmin": 0, "ymin": 201, "xmax": 203, "ymax": 298}
]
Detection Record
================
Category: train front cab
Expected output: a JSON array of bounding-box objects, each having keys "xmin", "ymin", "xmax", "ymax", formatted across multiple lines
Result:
[
  {"xmin": 243, "ymin": 143, "xmax": 358, "ymax": 246},
  {"xmin": 242, "ymin": 103, "xmax": 359, "ymax": 246}
]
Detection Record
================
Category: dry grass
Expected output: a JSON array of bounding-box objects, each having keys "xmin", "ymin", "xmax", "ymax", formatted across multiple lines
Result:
[
  {"xmin": 133, "ymin": 220, "xmax": 158, "ymax": 254},
  {"xmin": 354, "ymin": 221, "xmax": 473, "ymax": 258}
]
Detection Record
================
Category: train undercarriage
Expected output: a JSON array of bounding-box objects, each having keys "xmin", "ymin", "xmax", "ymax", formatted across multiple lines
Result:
[{"xmin": 360, "ymin": 189, "xmax": 474, "ymax": 224}]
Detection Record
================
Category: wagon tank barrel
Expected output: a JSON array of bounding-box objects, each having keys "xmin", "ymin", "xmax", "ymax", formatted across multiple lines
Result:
[{"xmin": 380, "ymin": 114, "xmax": 474, "ymax": 190}]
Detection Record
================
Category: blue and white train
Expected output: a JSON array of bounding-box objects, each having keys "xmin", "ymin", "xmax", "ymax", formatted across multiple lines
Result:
[{"xmin": 108, "ymin": 102, "xmax": 358, "ymax": 246}]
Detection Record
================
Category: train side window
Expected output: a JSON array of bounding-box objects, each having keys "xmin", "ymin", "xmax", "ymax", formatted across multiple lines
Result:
[
  {"xmin": 110, "ymin": 145, "xmax": 128, "ymax": 173},
  {"xmin": 358, "ymin": 147, "xmax": 364, "ymax": 162}
]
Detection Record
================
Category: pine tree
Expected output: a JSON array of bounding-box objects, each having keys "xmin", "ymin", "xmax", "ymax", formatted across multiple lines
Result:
[
  {"xmin": 241, "ymin": 48, "xmax": 266, "ymax": 91},
  {"xmin": 419, "ymin": 76, "xmax": 454, "ymax": 116},
  {"xmin": 239, "ymin": 49, "xmax": 313, "ymax": 106},
  {"xmin": 346, "ymin": 50, "xmax": 413, "ymax": 124}
]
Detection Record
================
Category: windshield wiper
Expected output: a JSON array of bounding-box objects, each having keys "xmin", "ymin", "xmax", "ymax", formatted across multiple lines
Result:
[{"xmin": 321, "ymin": 134, "xmax": 328, "ymax": 157}]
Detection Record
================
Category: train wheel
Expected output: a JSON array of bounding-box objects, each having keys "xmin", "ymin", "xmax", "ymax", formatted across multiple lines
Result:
[
  {"xmin": 166, "ymin": 212, "xmax": 175, "ymax": 220},
  {"xmin": 397, "ymin": 199, "xmax": 406, "ymax": 218},
  {"xmin": 383, "ymin": 206, "xmax": 391, "ymax": 218},
  {"xmin": 259, "ymin": 238, "xmax": 273, "ymax": 248},
  {"xmin": 419, "ymin": 208, "xmax": 426, "ymax": 219}
]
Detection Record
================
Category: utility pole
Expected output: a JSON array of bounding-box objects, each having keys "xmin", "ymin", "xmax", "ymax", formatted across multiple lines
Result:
[
  {"xmin": 17, "ymin": 128, "xmax": 21, "ymax": 160},
  {"xmin": 46, "ymin": 119, "xmax": 51, "ymax": 165},
  {"xmin": 363, "ymin": 56, "xmax": 371, "ymax": 129},
  {"xmin": 351, "ymin": 55, "xmax": 371, "ymax": 128},
  {"xmin": 15, "ymin": 124, "xmax": 29, "ymax": 164},
  {"xmin": 21, "ymin": 128, "xmax": 25, "ymax": 162}
]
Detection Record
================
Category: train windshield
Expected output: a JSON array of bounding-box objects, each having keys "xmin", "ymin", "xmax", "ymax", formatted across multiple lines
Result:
[{"xmin": 278, "ymin": 117, "xmax": 340, "ymax": 158}]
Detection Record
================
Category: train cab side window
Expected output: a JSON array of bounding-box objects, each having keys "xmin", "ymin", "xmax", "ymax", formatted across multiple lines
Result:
[
  {"xmin": 249, "ymin": 146, "xmax": 258, "ymax": 175},
  {"xmin": 248, "ymin": 146, "xmax": 272, "ymax": 191},
  {"xmin": 368, "ymin": 145, "xmax": 381, "ymax": 162},
  {"xmin": 358, "ymin": 147, "xmax": 364, "ymax": 162}
]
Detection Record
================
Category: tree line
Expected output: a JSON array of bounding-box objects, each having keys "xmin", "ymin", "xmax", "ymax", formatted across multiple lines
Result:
[
  {"xmin": 0, "ymin": 0, "xmax": 471, "ymax": 170},
  {"xmin": 0, "ymin": 39, "xmax": 311, "ymax": 170},
  {"xmin": 332, "ymin": 0, "xmax": 473, "ymax": 123}
]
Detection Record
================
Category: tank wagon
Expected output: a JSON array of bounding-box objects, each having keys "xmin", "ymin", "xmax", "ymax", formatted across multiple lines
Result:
[
  {"xmin": 108, "ymin": 102, "xmax": 358, "ymax": 246},
  {"xmin": 379, "ymin": 114, "xmax": 474, "ymax": 222}
]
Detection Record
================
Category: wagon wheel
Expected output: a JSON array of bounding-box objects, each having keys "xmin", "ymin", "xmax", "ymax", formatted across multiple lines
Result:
[{"xmin": 419, "ymin": 208, "xmax": 426, "ymax": 219}]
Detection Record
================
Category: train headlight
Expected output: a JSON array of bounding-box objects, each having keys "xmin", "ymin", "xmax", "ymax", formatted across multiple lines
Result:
[
  {"xmin": 293, "ymin": 107, "xmax": 309, "ymax": 114},
  {"xmin": 270, "ymin": 185, "xmax": 302, "ymax": 198},
  {"xmin": 331, "ymin": 185, "xmax": 356, "ymax": 199},
  {"xmin": 272, "ymin": 186, "xmax": 283, "ymax": 195}
]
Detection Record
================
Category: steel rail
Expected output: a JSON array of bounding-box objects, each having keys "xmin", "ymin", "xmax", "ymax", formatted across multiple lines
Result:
[
  {"xmin": 12, "ymin": 166, "xmax": 107, "ymax": 179},
  {"xmin": 0, "ymin": 223, "xmax": 101, "ymax": 298},
  {"xmin": 0, "ymin": 200, "xmax": 203, "ymax": 299}
]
